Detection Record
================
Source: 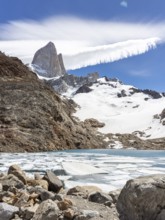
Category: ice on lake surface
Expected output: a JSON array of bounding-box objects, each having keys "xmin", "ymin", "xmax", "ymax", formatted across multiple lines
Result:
[{"xmin": 0, "ymin": 149, "xmax": 165, "ymax": 192}]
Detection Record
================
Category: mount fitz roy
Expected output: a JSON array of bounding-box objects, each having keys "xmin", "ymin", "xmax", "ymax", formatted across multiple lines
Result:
[{"xmin": 30, "ymin": 42, "xmax": 165, "ymax": 149}]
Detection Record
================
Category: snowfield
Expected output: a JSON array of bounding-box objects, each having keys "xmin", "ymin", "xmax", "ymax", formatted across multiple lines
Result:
[{"xmin": 70, "ymin": 78, "xmax": 165, "ymax": 139}]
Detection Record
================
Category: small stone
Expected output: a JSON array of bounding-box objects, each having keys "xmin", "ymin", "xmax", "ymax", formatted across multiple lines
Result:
[
  {"xmin": 1, "ymin": 174, "xmax": 24, "ymax": 191},
  {"xmin": 34, "ymin": 173, "xmax": 42, "ymax": 180},
  {"xmin": 0, "ymin": 202, "xmax": 19, "ymax": 220},
  {"xmin": 64, "ymin": 208, "xmax": 75, "ymax": 219},
  {"xmin": 0, "ymin": 183, "xmax": 2, "ymax": 192},
  {"xmin": 109, "ymin": 189, "xmax": 121, "ymax": 204},
  {"xmin": 14, "ymin": 192, "xmax": 30, "ymax": 208},
  {"xmin": 32, "ymin": 199, "xmax": 59, "ymax": 220},
  {"xmin": 40, "ymin": 190, "xmax": 55, "ymax": 201},
  {"xmin": 8, "ymin": 164, "xmax": 27, "ymax": 184},
  {"xmin": 27, "ymin": 179, "xmax": 48, "ymax": 190},
  {"xmin": 88, "ymin": 191, "xmax": 113, "ymax": 205},
  {"xmin": 22, "ymin": 204, "xmax": 39, "ymax": 220},
  {"xmin": 75, "ymin": 210, "xmax": 99, "ymax": 220},
  {"xmin": 57, "ymin": 198, "xmax": 73, "ymax": 211}
]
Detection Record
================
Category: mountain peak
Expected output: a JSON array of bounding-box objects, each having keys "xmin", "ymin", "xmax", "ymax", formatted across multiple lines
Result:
[{"xmin": 32, "ymin": 42, "xmax": 66, "ymax": 78}]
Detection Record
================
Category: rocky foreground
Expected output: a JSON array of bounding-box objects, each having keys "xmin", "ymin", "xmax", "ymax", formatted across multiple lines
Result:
[{"xmin": 1, "ymin": 165, "xmax": 165, "ymax": 220}]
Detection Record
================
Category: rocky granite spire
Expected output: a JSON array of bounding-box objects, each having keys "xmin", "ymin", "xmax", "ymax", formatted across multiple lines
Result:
[{"xmin": 32, "ymin": 42, "xmax": 66, "ymax": 77}]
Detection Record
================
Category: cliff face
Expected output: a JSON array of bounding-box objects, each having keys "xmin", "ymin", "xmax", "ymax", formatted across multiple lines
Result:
[
  {"xmin": 0, "ymin": 53, "xmax": 105, "ymax": 152},
  {"xmin": 32, "ymin": 42, "xmax": 66, "ymax": 77}
]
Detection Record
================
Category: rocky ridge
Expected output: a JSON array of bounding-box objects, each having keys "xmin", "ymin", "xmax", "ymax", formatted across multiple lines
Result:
[
  {"xmin": 0, "ymin": 52, "xmax": 106, "ymax": 152},
  {"xmin": 1, "ymin": 164, "xmax": 165, "ymax": 220}
]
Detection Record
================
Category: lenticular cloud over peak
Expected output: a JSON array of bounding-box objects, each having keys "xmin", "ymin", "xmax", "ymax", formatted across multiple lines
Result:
[
  {"xmin": 0, "ymin": 16, "xmax": 165, "ymax": 69},
  {"xmin": 64, "ymin": 38, "xmax": 159, "ymax": 70}
]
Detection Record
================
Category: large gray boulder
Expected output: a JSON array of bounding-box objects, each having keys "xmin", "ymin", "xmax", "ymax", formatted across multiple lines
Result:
[
  {"xmin": 117, "ymin": 174, "xmax": 165, "ymax": 220},
  {"xmin": 0, "ymin": 202, "xmax": 19, "ymax": 220},
  {"xmin": 32, "ymin": 42, "xmax": 65, "ymax": 77}
]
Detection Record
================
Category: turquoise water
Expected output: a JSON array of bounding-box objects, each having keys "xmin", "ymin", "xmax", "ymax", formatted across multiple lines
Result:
[{"xmin": 1, "ymin": 149, "xmax": 165, "ymax": 191}]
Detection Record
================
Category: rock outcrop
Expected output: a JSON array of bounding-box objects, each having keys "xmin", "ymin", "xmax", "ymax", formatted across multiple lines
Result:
[
  {"xmin": 32, "ymin": 42, "xmax": 66, "ymax": 77},
  {"xmin": 129, "ymin": 87, "xmax": 163, "ymax": 99},
  {"xmin": 0, "ymin": 52, "xmax": 105, "ymax": 152},
  {"xmin": 49, "ymin": 72, "xmax": 99, "ymax": 94},
  {"xmin": 160, "ymin": 108, "xmax": 165, "ymax": 125},
  {"xmin": 117, "ymin": 174, "xmax": 165, "ymax": 220}
]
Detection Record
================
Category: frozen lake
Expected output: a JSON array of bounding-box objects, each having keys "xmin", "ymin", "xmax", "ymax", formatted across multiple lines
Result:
[{"xmin": 1, "ymin": 149, "xmax": 165, "ymax": 192}]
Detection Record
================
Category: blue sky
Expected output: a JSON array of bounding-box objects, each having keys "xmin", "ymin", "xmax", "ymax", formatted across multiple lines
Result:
[{"xmin": 0, "ymin": 0, "xmax": 165, "ymax": 91}]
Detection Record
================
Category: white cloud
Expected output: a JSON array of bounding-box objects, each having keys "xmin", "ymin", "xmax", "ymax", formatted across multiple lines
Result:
[
  {"xmin": 120, "ymin": 1, "xmax": 128, "ymax": 8},
  {"xmin": 64, "ymin": 38, "xmax": 159, "ymax": 70},
  {"xmin": 128, "ymin": 70, "xmax": 151, "ymax": 77},
  {"xmin": 0, "ymin": 16, "xmax": 165, "ymax": 69}
]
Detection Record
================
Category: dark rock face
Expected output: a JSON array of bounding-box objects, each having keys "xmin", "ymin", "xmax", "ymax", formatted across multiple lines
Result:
[
  {"xmin": 49, "ymin": 72, "xmax": 99, "ymax": 94},
  {"xmin": 32, "ymin": 42, "xmax": 66, "ymax": 77},
  {"xmin": 160, "ymin": 108, "xmax": 165, "ymax": 120},
  {"xmin": 160, "ymin": 108, "xmax": 165, "ymax": 126},
  {"xmin": 0, "ymin": 53, "xmax": 105, "ymax": 152},
  {"xmin": 117, "ymin": 175, "xmax": 165, "ymax": 220},
  {"xmin": 117, "ymin": 90, "xmax": 127, "ymax": 98},
  {"xmin": 130, "ymin": 87, "xmax": 162, "ymax": 99},
  {"xmin": 75, "ymin": 85, "xmax": 92, "ymax": 94}
]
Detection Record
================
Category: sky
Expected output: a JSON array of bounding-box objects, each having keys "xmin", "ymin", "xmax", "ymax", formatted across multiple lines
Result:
[{"xmin": 0, "ymin": 0, "xmax": 165, "ymax": 91}]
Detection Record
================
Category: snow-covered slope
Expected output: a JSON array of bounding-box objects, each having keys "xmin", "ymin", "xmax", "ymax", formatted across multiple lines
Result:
[{"xmin": 68, "ymin": 78, "xmax": 165, "ymax": 139}]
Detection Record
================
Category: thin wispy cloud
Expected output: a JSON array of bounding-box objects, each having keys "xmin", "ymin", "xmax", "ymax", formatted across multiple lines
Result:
[
  {"xmin": 0, "ymin": 16, "xmax": 165, "ymax": 69},
  {"xmin": 129, "ymin": 70, "xmax": 151, "ymax": 77},
  {"xmin": 120, "ymin": 0, "xmax": 128, "ymax": 8}
]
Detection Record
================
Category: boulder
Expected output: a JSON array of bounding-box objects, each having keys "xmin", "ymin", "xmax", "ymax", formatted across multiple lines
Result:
[
  {"xmin": 67, "ymin": 185, "xmax": 102, "ymax": 198},
  {"xmin": 14, "ymin": 192, "xmax": 30, "ymax": 208},
  {"xmin": 27, "ymin": 179, "xmax": 48, "ymax": 190},
  {"xmin": 43, "ymin": 171, "xmax": 63, "ymax": 193},
  {"xmin": 117, "ymin": 174, "xmax": 165, "ymax": 220},
  {"xmin": 57, "ymin": 198, "xmax": 73, "ymax": 211},
  {"xmin": 0, "ymin": 202, "xmax": 19, "ymax": 220},
  {"xmin": 0, "ymin": 174, "xmax": 24, "ymax": 191},
  {"xmin": 88, "ymin": 191, "xmax": 113, "ymax": 205},
  {"xmin": 21, "ymin": 204, "xmax": 39, "ymax": 220},
  {"xmin": 32, "ymin": 199, "xmax": 60, "ymax": 220},
  {"xmin": 8, "ymin": 164, "xmax": 27, "ymax": 184},
  {"xmin": 40, "ymin": 190, "xmax": 55, "ymax": 201},
  {"xmin": 63, "ymin": 208, "xmax": 75, "ymax": 219}
]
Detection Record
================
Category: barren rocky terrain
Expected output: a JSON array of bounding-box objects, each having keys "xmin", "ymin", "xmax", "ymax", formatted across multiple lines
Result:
[{"xmin": 0, "ymin": 52, "xmax": 105, "ymax": 152}]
